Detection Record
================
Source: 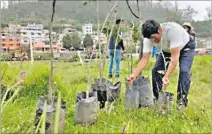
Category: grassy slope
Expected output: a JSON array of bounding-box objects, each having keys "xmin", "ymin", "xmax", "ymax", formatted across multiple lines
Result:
[{"xmin": 1, "ymin": 55, "xmax": 212, "ymax": 133}]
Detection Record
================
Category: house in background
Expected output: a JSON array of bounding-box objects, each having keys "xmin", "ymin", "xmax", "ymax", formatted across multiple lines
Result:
[
  {"xmin": 20, "ymin": 24, "xmax": 44, "ymax": 45},
  {"xmin": 63, "ymin": 27, "xmax": 77, "ymax": 35},
  {"xmin": 0, "ymin": 27, "xmax": 21, "ymax": 52},
  {"xmin": 0, "ymin": 38, "xmax": 21, "ymax": 53},
  {"xmin": 91, "ymin": 31, "xmax": 107, "ymax": 46},
  {"xmin": 82, "ymin": 23, "xmax": 93, "ymax": 38},
  {"xmin": 196, "ymin": 37, "xmax": 212, "ymax": 49},
  {"xmin": 43, "ymin": 29, "xmax": 57, "ymax": 42},
  {"xmin": 33, "ymin": 41, "xmax": 66, "ymax": 53}
]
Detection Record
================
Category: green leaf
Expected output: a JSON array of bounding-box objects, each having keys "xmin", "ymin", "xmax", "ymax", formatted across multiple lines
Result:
[{"xmin": 83, "ymin": 1, "xmax": 88, "ymax": 6}]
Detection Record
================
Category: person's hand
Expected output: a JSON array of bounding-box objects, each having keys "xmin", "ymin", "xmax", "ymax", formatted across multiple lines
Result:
[
  {"xmin": 127, "ymin": 74, "xmax": 136, "ymax": 85},
  {"xmin": 162, "ymin": 76, "xmax": 169, "ymax": 89}
]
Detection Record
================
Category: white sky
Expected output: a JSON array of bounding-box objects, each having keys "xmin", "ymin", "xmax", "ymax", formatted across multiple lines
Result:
[{"xmin": 170, "ymin": 1, "xmax": 212, "ymax": 21}]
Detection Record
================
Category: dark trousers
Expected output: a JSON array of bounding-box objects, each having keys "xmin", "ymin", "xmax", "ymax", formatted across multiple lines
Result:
[{"xmin": 152, "ymin": 38, "xmax": 195, "ymax": 106}]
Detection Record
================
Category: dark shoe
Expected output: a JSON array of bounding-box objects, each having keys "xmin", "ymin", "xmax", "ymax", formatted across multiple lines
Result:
[
  {"xmin": 177, "ymin": 104, "xmax": 187, "ymax": 110},
  {"xmin": 177, "ymin": 99, "xmax": 187, "ymax": 110},
  {"xmin": 108, "ymin": 74, "xmax": 112, "ymax": 78},
  {"xmin": 115, "ymin": 74, "xmax": 119, "ymax": 78},
  {"xmin": 153, "ymin": 98, "xmax": 158, "ymax": 104}
]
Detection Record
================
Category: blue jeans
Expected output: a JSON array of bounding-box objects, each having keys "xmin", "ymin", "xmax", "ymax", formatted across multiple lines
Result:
[
  {"xmin": 109, "ymin": 49, "xmax": 122, "ymax": 76},
  {"xmin": 152, "ymin": 38, "xmax": 195, "ymax": 106}
]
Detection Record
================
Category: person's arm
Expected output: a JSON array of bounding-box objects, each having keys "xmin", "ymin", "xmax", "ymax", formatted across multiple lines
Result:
[
  {"xmin": 162, "ymin": 27, "xmax": 183, "ymax": 88},
  {"xmin": 164, "ymin": 47, "xmax": 180, "ymax": 78},
  {"xmin": 162, "ymin": 47, "xmax": 180, "ymax": 88}
]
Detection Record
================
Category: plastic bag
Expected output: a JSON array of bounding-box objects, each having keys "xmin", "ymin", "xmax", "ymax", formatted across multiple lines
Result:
[
  {"xmin": 34, "ymin": 96, "xmax": 66, "ymax": 133},
  {"xmin": 75, "ymin": 91, "xmax": 98, "ymax": 125},
  {"xmin": 91, "ymin": 78, "xmax": 121, "ymax": 108},
  {"xmin": 125, "ymin": 76, "xmax": 154, "ymax": 108}
]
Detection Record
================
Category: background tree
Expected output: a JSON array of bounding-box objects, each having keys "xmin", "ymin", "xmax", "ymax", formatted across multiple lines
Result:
[
  {"xmin": 62, "ymin": 34, "xmax": 72, "ymax": 50},
  {"xmin": 70, "ymin": 33, "xmax": 81, "ymax": 50},
  {"xmin": 206, "ymin": 7, "xmax": 211, "ymax": 20},
  {"xmin": 181, "ymin": 5, "xmax": 197, "ymax": 22},
  {"xmin": 166, "ymin": 11, "xmax": 183, "ymax": 24},
  {"xmin": 83, "ymin": 34, "xmax": 93, "ymax": 49}
]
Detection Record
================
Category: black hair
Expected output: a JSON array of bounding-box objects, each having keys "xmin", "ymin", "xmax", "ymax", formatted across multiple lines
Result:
[
  {"xmin": 183, "ymin": 25, "xmax": 191, "ymax": 31},
  {"xmin": 116, "ymin": 19, "xmax": 124, "ymax": 25},
  {"xmin": 142, "ymin": 19, "xmax": 160, "ymax": 39}
]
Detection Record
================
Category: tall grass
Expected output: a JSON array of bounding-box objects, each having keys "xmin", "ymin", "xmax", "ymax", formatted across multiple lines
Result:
[{"xmin": 1, "ymin": 55, "xmax": 212, "ymax": 133}]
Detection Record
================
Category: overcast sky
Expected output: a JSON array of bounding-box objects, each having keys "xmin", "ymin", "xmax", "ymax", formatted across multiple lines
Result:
[{"xmin": 170, "ymin": 1, "xmax": 211, "ymax": 21}]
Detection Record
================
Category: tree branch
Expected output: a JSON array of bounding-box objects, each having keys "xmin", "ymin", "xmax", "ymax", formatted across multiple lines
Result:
[{"xmin": 125, "ymin": 0, "xmax": 140, "ymax": 19}]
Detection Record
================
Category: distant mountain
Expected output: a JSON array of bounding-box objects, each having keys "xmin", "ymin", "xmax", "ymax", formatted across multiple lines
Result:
[
  {"xmin": 1, "ymin": 1, "xmax": 170, "ymax": 24},
  {"xmin": 1, "ymin": 1, "xmax": 211, "ymax": 37}
]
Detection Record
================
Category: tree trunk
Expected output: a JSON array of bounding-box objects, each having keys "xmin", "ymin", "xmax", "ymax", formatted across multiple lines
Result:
[
  {"xmin": 48, "ymin": 0, "xmax": 56, "ymax": 104},
  {"xmin": 0, "ymin": 1, "xmax": 2, "ymax": 132},
  {"xmin": 96, "ymin": 0, "xmax": 102, "ymax": 80},
  {"xmin": 101, "ymin": 2, "xmax": 119, "ymax": 79},
  {"xmin": 29, "ymin": 32, "xmax": 34, "ymax": 64},
  {"xmin": 86, "ymin": 1, "xmax": 118, "ymax": 91},
  {"xmin": 137, "ymin": 1, "xmax": 143, "ymax": 61}
]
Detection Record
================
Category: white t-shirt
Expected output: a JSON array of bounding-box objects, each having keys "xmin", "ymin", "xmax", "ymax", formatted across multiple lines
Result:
[{"xmin": 143, "ymin": 22, "xmax": 190, "ymax": 53}]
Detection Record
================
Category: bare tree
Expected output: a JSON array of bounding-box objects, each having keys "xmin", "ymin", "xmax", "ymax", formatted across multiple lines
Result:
[
  {"xmin": 85, "ymin": 0, "xmax": 118, "ymax": 91},
  {"xmin": 48, "ymin": 0, "xmax": 56, "ymax": 104}
]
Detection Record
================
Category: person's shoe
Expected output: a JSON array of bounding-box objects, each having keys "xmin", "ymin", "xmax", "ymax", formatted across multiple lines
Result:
[
  {"xmin": 108, "ymin": 74, "xmax": 112, "ymax": 78},
  {"xmin": 177, "ymin": 104, "xmax": 187, "ymax": 110},
  {"xmin": 153, "ymin": 98, "xmax": 158, "ymax": 104},
  {"xmin": 177, "ymin": 100, "xmax": 187, "ymax": 110},
  {"xmin": 115, "ymin": 74, "xmax": 120, "ymax": 78}
]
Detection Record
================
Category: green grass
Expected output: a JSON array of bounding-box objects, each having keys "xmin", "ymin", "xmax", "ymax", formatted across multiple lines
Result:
[{"xmin": 1, "ymin": 56, "xmax": 212, "ymax": 133}]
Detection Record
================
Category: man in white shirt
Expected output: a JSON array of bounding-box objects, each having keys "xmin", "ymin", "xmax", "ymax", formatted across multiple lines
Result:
[{"xmin": 127, "ymin": 20, "xmax": 196, "ymax": 109}]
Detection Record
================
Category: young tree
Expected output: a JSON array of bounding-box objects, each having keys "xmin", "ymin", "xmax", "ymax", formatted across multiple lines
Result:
[
  {"xmin": 48, "ymin": 0, "xmax": 56, "ymax": 105},
  {"xmin": 62, "ymin": 34, "xmax": 72, "ymax": 50},
  {"xmin": 70, "ymin": 33, "xmax": 81, "ymax": 50}
]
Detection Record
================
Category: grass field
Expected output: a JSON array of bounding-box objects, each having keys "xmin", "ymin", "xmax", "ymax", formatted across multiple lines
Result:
[{"xmin": 1, "ymin": 55, "xmax": 212, "ymax": 133}]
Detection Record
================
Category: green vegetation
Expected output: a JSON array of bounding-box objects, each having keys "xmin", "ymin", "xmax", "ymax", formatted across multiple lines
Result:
[
  {"xmin": 1, "ymin": 55, "xmax": 211, "ymax": 133},
  {"xmin": 83, "ymin": 34, "xmax": 93, "ymax": 49},
  {"xmin": 70, "ymin": 33, "xmax": 81, "ymax": 50},
  {"xmin": 2, "ymin": 1, "xmax": 211, "ymax": 37},
  {"xmin": 62, "ymin": 34, "xmax": 72, "ymax": 50}
]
